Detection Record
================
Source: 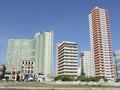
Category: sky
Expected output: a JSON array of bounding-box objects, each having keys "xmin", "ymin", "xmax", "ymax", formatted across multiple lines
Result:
[{"xmin": 0, "ymin": 0, "xmax": 120, "ymax": 74}]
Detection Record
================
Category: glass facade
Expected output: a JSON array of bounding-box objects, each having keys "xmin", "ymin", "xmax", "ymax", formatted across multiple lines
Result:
[
  {"xmin": 34, "ymin": 31, "xmax": 53, "ymax": 76},
  {"xmin": 6, "ymin": 39, "xmax": 34, "ymax": 71},
  {"xmin": 6, "ymin": 31, "xmax": 53, "ymax": 77},
  {"xmin": 113, "ymin": 50, "xmax": 120, "ymax": 79}
]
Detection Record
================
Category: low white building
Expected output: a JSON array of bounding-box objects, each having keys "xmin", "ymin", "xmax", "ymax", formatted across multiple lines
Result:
[{"xmin": 20, "ymin": 59, "xmax": 35, "ymax": 80}]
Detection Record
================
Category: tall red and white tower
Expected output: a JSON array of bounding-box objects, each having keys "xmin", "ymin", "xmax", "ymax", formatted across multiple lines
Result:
[{"xmin": 89, "ymin": 7, "xmax": 116, "ymax": 80}]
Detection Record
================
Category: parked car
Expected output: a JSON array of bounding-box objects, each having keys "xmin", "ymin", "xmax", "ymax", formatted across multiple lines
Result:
[{"xmin": 24, "ymin": 75, "xmax": 35, "ymax": 82}]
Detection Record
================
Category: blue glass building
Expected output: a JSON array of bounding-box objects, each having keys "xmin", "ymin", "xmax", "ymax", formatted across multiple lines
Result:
[{"xmin": 113, "ymin": 50, "xmax": 120, "ymax": 79}]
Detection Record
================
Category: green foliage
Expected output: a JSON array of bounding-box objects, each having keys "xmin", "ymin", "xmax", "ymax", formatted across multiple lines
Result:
[
  {"xmin": 116, "ymin": 78, "xmax": 120, "ymax": 82},
  {"xmin": 54, "ymin": 76, "xmax": 108, "ymax": 82},
  {"xmin": 0, "ymin": 72, "xmax": 4, "ymax": 79},
  {"xmin": 77, "ymin": 76, "xmax": 108, "ymax": 82},
  {"xmin": 54, "ymin": 76, "xmax": 75, "ymax": 81},
  {"xmin": 38, "ymin": 73, "xmax": 44, "ymax": 75},
  {"xmin": 54, "ymin": 76, "xmax": 62, "ymax": 81},
  {"xmin": 90, "ymin": 76, "xmax": 102, "ymax": 81},
  {"xmin": 61, "ymin": 76, "xmax": 74, "ymax": 81},
  {"xmin": 89, "ymin": 77, "xmax": 96, "ymax": 81}
]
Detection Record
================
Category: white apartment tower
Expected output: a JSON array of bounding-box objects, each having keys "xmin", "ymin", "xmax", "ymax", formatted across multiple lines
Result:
[
  {"xmin": 34, "ymin": 31, "xmax": 53, "ymax": 76},
  {"xmin": 56, "ymin": 41, "xmax": 78, "ymax": 76},
  {"xmin": 89, "ymin": 7, "xmax": 116, "ymax": 80},
  {"xmin": 80, "ymin": 51, "xmax": 94, "ymax": 77}
]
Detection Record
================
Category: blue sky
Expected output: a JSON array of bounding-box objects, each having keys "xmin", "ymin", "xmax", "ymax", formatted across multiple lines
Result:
[{"xmin": 0, "ymin": 0, "xmax": 120, "ymax": 74}]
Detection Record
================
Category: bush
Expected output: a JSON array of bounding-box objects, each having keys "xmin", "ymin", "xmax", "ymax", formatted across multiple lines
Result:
[
  {"xmin": 116, "ymin": 78, "xmax": 120, "ymax": 82},
  {"xmin": 76, "ymin": 76, "xmax": 108, "ymax": 82},
  {"xmin": 61, "ymin": 76, "xmax": 72, "ymax": 81},
  {"xmin": 54, "ymin": 76, "xmax": 75, "ymax": 81},
  {"xmin": 54, "ymin": 76, "xmax": 61, "ymax": 81},
  {"xmin": 77, "ymin": 77, "xmax": 89, "ymax": 82}
]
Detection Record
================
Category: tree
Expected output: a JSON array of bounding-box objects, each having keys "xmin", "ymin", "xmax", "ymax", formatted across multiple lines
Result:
[
  {"xmin": 54, "ymin": 76, "xmax": 61, "ymax": 81},
  {"xmin": 61, "ymin": 76, "xmax": 73, "ymax": 81},
  {"xmin": 76, "ymin": 76, "xmax": 108, "ymax": 82},
  {"xmin": 54, "ymin": 76, "xmax": 75, "ymax": 81},
  {"xmin": 116, "ymin": 78, "xmax": 120, "ymax": 82},
  {"xmin": 77, "ymin": 76, "xmax": 89, "ymax": 82}
]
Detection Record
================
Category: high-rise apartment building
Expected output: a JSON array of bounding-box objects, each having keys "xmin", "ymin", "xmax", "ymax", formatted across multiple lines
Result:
[
  {"xmin": 80, "ymin": 51, "xmax": 94, "ymax": 77},
  {"xmin": 6, "ymin": 39, "xmax": 34, "ymax": 71},
  {"xmin": 89, "ymin": 7, "xmax": 116, "ymax": 80},
  {"xmin": 6, "ymin": 30, "xmax": 53, "ymax": 78},
  {"xmin": 56, "ymin": 41, "xmax": 78, "ymax": 76},
  {"xmin": 34, "ymin": 31, "xmax": 53, "ymax": 76},
  {"xmin": 113, "ymin": 50, "xmax": 120, "ymax": 79}
]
